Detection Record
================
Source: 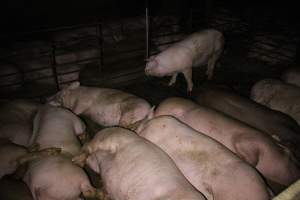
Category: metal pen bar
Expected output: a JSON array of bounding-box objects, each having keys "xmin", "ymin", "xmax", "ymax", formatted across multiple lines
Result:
[
  {"xmin": 145, "ymin": 0, "xmax": 150, "ymax": 59},
  {"xmin": 50, "ymin": 43, "xmax": 60, "ymax": 90}
]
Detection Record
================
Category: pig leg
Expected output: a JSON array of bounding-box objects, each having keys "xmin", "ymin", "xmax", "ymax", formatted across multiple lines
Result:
[
  {"xmin": 206, "ymin": 56, "xmax": 217, "ymax": 80},
  {"xmin": 182, "ymin": 68, "xmax": 193, "ymax": 92},
  {"xmin": 206, "ymin": 50, "xmax": 222, "ymax": 80},
  {"xmin": 168, "ymin": 73, "xmax": 178, "ymax": 86}
]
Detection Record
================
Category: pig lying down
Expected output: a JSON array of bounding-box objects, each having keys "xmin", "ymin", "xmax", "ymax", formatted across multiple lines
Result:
[
  {"xmin": 153, "ymin": 97, "xmax": 300, "ymax": 192},
  {"xmin": 73, "ymin": 127, "xmax": 206, "ymax": 200},
  {"xmin": 0, "ymin": 139, "xmax": 28, "ymax": 179},
  {"xmin": 136, "ymin": 116, "xmax": 271, "ymax": 200},
  {"xmin": 0, "ymin": 138, "xmax": 61, "ymax": 179},
  {"xmin": 23, "ymin": 104, "xmax": 102, "ymax": 200},
  {"xmin": 29, "ymin": 104, "xmax": 86, "ymax": 156},
  {"xmin": 145, "ymin": 29, "xmax": 225, "ymax": 92},
  {"xmin": 23, "ymin": 155, "xmax": 102, "ymax": 200},
  {"xmin": 193, "ymin": 84, "xmax": 300, "ymax": 159},
  {"xmin": 251, "ymin": 78, "xmax": 300, "ymax": 125},
  {"xmin": 47, "ymin": 81, "xmax": 151, "ymax": 128},
  {"xmin": 0, "ymin": 99, "xmax": 40, "ymax": 147}
]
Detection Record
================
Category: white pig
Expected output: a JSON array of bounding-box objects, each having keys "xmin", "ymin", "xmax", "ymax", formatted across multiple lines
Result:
[
  {"xmin": 281, "ymin": 67, "xmax": 300, "ymax": 87},
  {"xmin": 29, "ymin": 104, "xmax": 86, "ymax": 156},
  {"xmin": 23, "ymin": 155, "xmax": 102, "ymax": 200},
  {"xmin": 153, "ymin": 97, "xmax": 300, "ymax": 192},
  {"xmin": 193, "ymin": 84, "xmax": 300, "ymax": 160},
  {"xmin": 136, "ymin": 116, "xmax": 271, "ymax": 200},
  {"xmin": 0, "ymin": 100, "xmax": 40, "ymax": 147},
  {"xmin": 145, "ymin": 29, "xmax": 225, "ymax": 92},
  {"xmin": 251, "ymin": 78, "xmax": 300, "ymax": 125},
  {"xmin": 0, "ymin": 139, "xmax": 60, "ymax": 179},
  {"xmin": 47, "ymin": 81, "xmax": 152, "ymax": 128},
  {"xmin": 72, "ymin": 127, "xmax": 206, "ymax": 200}
]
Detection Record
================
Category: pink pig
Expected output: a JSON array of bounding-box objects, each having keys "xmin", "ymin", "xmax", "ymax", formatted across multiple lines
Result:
[
  {"xmin": 145, "ymin": 29, "xmax": 225, "ymax": 92},
  {"xmin": 153, "ymin": 97, "xmax": 300, "ymax": 193},
  {"xmin": 72, "ymin": 127, "xmax": 206, "ymax": 200},
  {"xmin": 136, "ymin": 116, "xmax": 271, "ymax": 200},
  {"xmin": 0, "ymin": 100, "xmax": 40, "ymax": 147},
  {"xmin": 47, "ymin": 82, "xmax": 152, "ymax": 128}
]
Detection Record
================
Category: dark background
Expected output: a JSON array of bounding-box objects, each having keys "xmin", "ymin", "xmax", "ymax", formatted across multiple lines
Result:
[{"xmin": 1, "ymin": 0, "xmax": 299, "ymax": 33}]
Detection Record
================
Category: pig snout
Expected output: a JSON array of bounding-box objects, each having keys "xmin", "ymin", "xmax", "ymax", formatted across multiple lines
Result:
[{"xmin": 145, "ymin": 59, "xmax": 158, "ymax": 76}]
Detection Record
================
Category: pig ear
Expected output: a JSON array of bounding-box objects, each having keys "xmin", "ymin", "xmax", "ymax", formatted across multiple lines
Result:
[{"xmin": 67, "ymin": 81, "xmax": 80, "ymax": 90}]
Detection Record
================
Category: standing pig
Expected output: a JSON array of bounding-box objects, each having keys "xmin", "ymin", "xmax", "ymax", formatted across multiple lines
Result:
[
  {"xmin": 145, "ymin": 29, "xmax": 225, "ymax": 92},
  {"xmin": 72, "ymin": 127, "xmax": 206, "ymax": 200},
  {"xmin": 251, "ymin": 78, "xmax": 300, "ymax": 125},
  {"xmin": 0, "ymin": 100, "xmax": 40, "ymax": 147},
  {"xmin": 281, "ymin": 67, "xmax": 300, "ymax": 87},
  {"xmin": 136, "ymin": 116, "xmax": 271, "ymax": 200},
  {"xmin": 29, "ymin": 104, "xmax": 86, "ymax": 156},
  {"xmin": 153, "ymin": 97, "xmax": 300, "ymax": 192},
  {"xmin": 23, "ymin": 155, "xmax": 102, "ymax": 200},
  {"xmin": 193, "ymin": 84, "xmax": 300, "ymax": 159},
  {"xmin": 47, "ymin": 81, "xmax": 152, "ymax": 128}
]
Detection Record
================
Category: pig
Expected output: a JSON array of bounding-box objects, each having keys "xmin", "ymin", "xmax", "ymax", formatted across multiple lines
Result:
[
  {"xmin": 136, "ymin": 115, "xmax": 271, "ymax": 200},
  {"xmin": 281, "ymin": 67, "xmax": 300, "ymax": 87},
  {"xmin": 0, "ymin": 139, "xmax": 28, "ymax": 179},
  {"xmin": 153, "ymin": 97, "xmax": 300, "ymax": 192},
  {"xmin": 145, "ymin": 29, "xmax": 225, "ymax": 92},
  {"xmin": 0, "ymin": 99, "xmax": 40, "ymax": 147},
  {"xmin": 0, "ymin": 139, "xmax": 60, "ymax": 179},
  {"xmin": 193, "ymin": 84, "xmax": 300, "ymax": 159},
  {"xmin": 72, "ymin": 127, "xmax": 206, "ymax": 200},
  {"xmin": 251, "ymin": 78, "xmax": 300, "ymax": 125},
  {"xmin": 47, "ymin": 81, "xmax": 152, "ymax": 128},
  {"xmin": 29, "ymin": 104, "xmax": 86, "ymax": 156},
  {"xmin": 23, "ymin": 155, "xmax": 102, "ymax": 200}
]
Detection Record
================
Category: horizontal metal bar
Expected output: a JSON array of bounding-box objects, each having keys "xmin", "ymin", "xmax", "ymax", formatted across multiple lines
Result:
[
  {"xmin": 55, "ymin": 56, "xmax": 101, "ymax": 68},
  {"xmin": 0, "ymin": 22, "xmax": 102, "ymax": 38},
  {"xmin": 0, "ymin": 72, "xmax": 22, "ymax": 78},
  {"xmin": 56, "ymin": 69, "xmax": 81, "ymax": 76},
  {"xmin": 0, "ymin": 81, "xmax": 23, "ymax": 88},
  {"xmin": 24, "ymin": 75, "xmax": 55, "ymax": 82}
]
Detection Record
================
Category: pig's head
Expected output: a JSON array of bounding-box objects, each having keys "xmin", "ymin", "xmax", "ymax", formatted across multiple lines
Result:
[
  {"xmin": 145, "ymin": 56, "xmax": 163, "ymax": 77},
  {"xmin": 250, "ymin": 79, "xmax": 281, "ymax": 106},
  {"xmin": 47, "ymin": 81, "xmax": 80, "ymax": 107}
]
